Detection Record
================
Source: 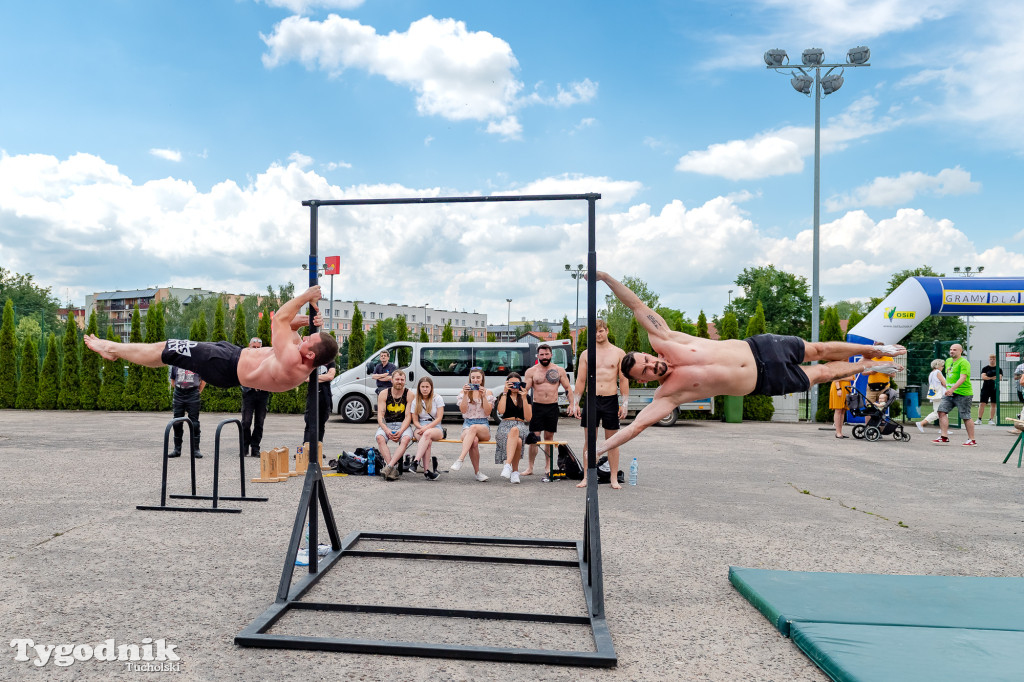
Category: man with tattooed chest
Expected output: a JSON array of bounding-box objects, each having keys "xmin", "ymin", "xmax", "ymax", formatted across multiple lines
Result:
[{"xmin": 523, "ymin": 344, "xmax": 575, "ymax": 476}]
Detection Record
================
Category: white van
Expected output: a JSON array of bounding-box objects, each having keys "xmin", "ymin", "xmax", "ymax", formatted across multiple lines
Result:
[{"xmin": 330, "ymin": 339, "xmax": 575, "ymax": 423}]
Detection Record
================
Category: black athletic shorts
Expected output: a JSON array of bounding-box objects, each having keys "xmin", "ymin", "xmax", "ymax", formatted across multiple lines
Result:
[
  {"xmin": 744, "ymin": 334, "xmax": 810, "ymax": 396},
  {"xmin": 160, "ymin": 340, "xmax": 243, "ymax": 389},
  {"xmin": 529, "ymin": 401, "xmax": 560, "ymax": 434},
  {"xmin": 980, "ymin": 382, "xmax": 997, "ymax": 402},
  {"xmin": 580, "ymin": 394, "xmax": 620, "ymax": 430}
]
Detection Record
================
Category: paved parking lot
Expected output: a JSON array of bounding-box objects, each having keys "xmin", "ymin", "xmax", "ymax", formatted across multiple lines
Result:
[{"xmin": 1, "ymin": 410, "xmax": 1021, "ymax": 681}]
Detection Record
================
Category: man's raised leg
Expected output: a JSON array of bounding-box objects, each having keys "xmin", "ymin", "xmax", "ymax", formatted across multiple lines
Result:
[
  {"xmin": 803, "ymin": 340, "xmax": 906, "ymax": 362},
  {"xmin": 802, "ymin": 359, "xmax": 902, "ymax": 388},
  {"xmin": 84, "ymin": 335, "xmax": 167, "ymax": 368}
]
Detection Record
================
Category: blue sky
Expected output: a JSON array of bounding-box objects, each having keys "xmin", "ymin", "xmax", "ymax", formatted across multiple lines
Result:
[{"xmin": 2, "ymin": 0, "xmax": 1021, "ymax": 326}]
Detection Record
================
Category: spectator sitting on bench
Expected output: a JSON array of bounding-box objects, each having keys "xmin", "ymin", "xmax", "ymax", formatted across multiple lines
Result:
[
  {"xmin": 496, "ymin": 372, "xmax": 532, "ymax": 485},
  {"xmin": 376, "ymin": 369, "xmax": 413, "ymax": 481},
  {"xmin": 410, "ymin": 376, "xmax": 444, "ymax": 481},
  {"xmin": 450, "ymin": 367, "xmax": 494, "ymax": 482}
]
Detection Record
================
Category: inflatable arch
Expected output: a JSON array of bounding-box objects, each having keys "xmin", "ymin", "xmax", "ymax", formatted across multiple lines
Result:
[{"xmin": 847, "ymin": 276, "xmax": 1024, "ymax": 345}]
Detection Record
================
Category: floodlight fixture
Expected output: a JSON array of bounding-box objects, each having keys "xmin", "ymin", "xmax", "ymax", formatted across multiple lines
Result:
[
  {"xmin": 801, "ymin": 48, "xmax": 824, "ymax": 66},
  {"xmin": 978, "ymin": 266, "xmax": 985, "ymax": 273},
  {"xmin": 764, "ymin": 49, "xmax": 788, "ymax": 67},
  {"xmin": 821, "ymin": 72, "xmax": 844, "ymax": 95},
  {"xmin": 953, "ymin": 267, "xmax": 961, "ymax": 273},
  {"xmin": 847, "ymin": 46, "xmax": 870, "ymax": 65},
  {"xmin": 791, "ymin": 73, "xmax": 813, "ymax": 95}
]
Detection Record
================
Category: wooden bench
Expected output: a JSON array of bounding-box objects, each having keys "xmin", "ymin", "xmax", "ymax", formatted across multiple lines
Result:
[{"xmin": 437, "ymin": 439, "xmax": 567, "ymax": 479}]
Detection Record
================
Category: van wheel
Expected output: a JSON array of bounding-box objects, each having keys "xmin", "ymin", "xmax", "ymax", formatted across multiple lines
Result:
[
  {"xmin": 655, "ymin": 409, "xmax": 678, "ymax": 427},
  {"xmin": 340, "ymin": 395, "xmax": 372, "ymax": 423}
]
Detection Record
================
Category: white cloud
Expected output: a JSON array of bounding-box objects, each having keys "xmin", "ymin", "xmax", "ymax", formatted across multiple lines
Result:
[
  {"xmin": 826, "ymin": 166, "xmax": 981, "ymax": 211},
  {"xmin": 1, "ymin": 150, "xmax": 1014, "ymax": 324},
  {"xmin": 150, "ymin": 148, "xmax": 182, "ymax": 162},
  {"xmin": 261, "ymin": 15, "xmax": 594, "ymax": 136},
  {"xmin": 676, "ymin": 96, "xmax": 895, "ymax": 180},
  {"xmin": 259, "ymin": 0, "xmax": 364, "ymax": 12},
  {"xmin": 288, "ymin": 151, "xmax": 314, "ymax": 168},
  {"xmin": 323, "ymin": 160, "xmax": 352, "ymax": 170}
]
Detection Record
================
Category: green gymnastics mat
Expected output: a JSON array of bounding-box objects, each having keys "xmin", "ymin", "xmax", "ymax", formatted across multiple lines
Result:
[{"xmin": 729, "ymin": 567, "xmax": 1024, "ymax": 682}]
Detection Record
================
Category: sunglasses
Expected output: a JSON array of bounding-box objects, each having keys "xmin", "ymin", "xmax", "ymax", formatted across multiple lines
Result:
[{"xmin": 470, "ymin": 366, "xmax": 482, "ymax": 371}]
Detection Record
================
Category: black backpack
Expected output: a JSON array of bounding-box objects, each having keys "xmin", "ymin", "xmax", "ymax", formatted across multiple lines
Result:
[
  {"xmin": 596, "ymin": 455, "xmax": 625, "ymax": 485},
  {"xmin": 557, "ymin": 444, "xmax": 584, "ymax": 481},
  {"xmin": 334, "ymin": 447, "xmax": 385, "ymax": 475}
]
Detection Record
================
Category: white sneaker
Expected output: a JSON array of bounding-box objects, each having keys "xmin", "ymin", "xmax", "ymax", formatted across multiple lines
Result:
[
  {"xmin": 450, "ymin": 459, "xmax": 463, "ymax": 472},
  {"xmin": 510, "ymin": 471, "xmax": 521, "ymax": 484},
  {"xmin": 500, "ymin": 463, "xmax": 513, "ymax": 479},
  {"xmin": 916, "ymin": 421, "xmax": 925, "ymax": 433},
  {"xmin": 475, "ymin": 472, "xmax": 489, "ymax": 482},
  {"xmin": 988, "ymin": 420, "xmax": 996, "ymax": 425}
]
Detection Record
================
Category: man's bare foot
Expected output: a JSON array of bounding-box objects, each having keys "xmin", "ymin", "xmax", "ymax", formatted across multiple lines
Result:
[
  {"xmin": 84, "ymin": 334, "xmax": 118, "ymax": 361},
  {"xmin": 859, "ymin": 361, "xmax": 903, "ymax": 376},
  {"xmin": 522, "ymin": 468, "xmax": 533, "ymax": 476},
  {"xmin": 610, "ymin": 481, "xmax": 622, "ymax": 490},
  {"xmin": 866, "ymin": 344, "xmax": 906, "ymax": 358},
  {"xmin": 576, "ymin": 478, "xmax": 587, "ymax": 488}
]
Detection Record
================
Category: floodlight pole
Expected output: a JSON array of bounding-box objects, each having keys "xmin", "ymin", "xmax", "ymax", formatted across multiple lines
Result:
[{"xmin": 766, "ymin": 54, "xmax": 870, "ymax": 418}]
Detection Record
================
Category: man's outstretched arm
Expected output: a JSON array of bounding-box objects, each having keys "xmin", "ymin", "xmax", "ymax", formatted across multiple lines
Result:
[
  {"xmin": 595, "ymin": 396, "xmax": 677, "ymax": 456},
  {"xmin": 594, "ymin": 271, "xmax": 672, "ymax": 341}
]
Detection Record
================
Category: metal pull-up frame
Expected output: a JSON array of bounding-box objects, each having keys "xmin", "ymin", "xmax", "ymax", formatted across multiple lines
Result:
[{"xmin": 236, "ymin": 192, "xmax": 616, "ymax": 667}]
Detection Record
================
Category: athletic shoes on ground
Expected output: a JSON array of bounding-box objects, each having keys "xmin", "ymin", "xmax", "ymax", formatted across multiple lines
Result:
[
  {"xmin": 500, "ymin": 463, "xmax": 513, "ymax": 479},
  {"xmin": 962, "ymin": 440, "xmax": 978, "ymax": 447},
  {"xmin": 510, "ymin": 472, "xmax": 521, "ymax": 484},
  {"xmin": 192, "ymin": 450, "xmax": 203, "ymax": 459},
  {"xmin": 932, "ymin": 436, "xmax": 950, "ymax": 444},
  {"xmin": 168, "ymin": 449, "xmax": 181, "ymax": 458},
  {"xmin": 424, "ymin": 470, "xmax": 439, "ymax": 481},
  {"xmin": 450, "ymin": 459, "xmax": 463, "ymax": 472},
  {"xmin": 988, "ymin": 420, "xmax": 996, "ymax": 425},
  {"xmin": 916, "ymin": 421, "xmax": 925, "ymax": 433},
  {"xmin": 475, "ymin": 472, "xmax": 489, "ymax": 482}
]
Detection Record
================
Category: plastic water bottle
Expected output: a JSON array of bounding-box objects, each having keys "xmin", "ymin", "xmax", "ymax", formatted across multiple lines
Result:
[
  {"xmin": 628, "ymin": 457, "xmax": 638, "ymax": 486},
  {"xmin": 304, "ymin": 522, "xmax": 310, "ymax": 547},
  {"xmin": 367, "ymin": 451, "xmax": 375, "ymax": 476}
]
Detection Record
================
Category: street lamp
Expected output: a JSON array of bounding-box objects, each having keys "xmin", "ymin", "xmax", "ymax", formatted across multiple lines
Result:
[
  {"xmin": 766, "ymin": 45, "xmax": 871, "ymax": 414},
  {"xmin": 565, "ymin": 263, "xmax": 586, "ymax": 333},
  {"xmin": 728, "ymin": 289, "xmax": 734, "ymax": 307},
  {"xmin": 953, "ymin": 266, "xmax": 984, "ymax": 358},
  {"xmin": 506, "ymin": 298, "xmax": 512, "ymax": 340}
]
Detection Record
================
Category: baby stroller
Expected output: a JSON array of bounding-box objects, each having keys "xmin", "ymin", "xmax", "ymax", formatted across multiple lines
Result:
[{"xmin": 846, "ymin": 385, "xmax": 911, "ymax": 442}]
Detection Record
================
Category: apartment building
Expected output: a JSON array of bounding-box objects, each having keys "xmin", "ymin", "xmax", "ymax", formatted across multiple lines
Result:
[{"xmin": 319, "ymin": 299, "xmax": 487, "ymax": 344}]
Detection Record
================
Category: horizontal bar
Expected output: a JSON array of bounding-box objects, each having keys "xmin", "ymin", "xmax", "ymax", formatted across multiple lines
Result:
[
  {"xmin": 290, "ymin": 601, "xmax": 591, "ymax": 625},
  {"xmin": 234, "ymin": 633, "xmax": 616, "ymax": 668},
  {"xmin": 353, "ymin": 531, "xmax": 577, "ymax": 548},
  {"xmin": 135, "ymin": 505, "xmax": 240, "ymax": 514},
  {"xmin": 169, "ymin": 494, "xmax": 268, "ymax": 502},
  {"xmin": 342, "ymin": 549, "xmax": 577, "ymax": 567},
  {"xmin": 302, "ymin": 193, "xmax": 600, "ymax": 207}
]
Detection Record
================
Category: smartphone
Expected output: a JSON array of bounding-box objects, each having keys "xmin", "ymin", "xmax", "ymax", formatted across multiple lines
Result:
[
  {"xmin": 470, "ymin": 383, "xmax": 480, "ymax": 391},
  {"xmin": 512, "ymin": 381, "xmax": 523, "ymax": 389}
]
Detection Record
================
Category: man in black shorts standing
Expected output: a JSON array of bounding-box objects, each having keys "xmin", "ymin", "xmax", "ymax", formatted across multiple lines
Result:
[
  {"xmin": 570, "ymin": 319, "xmax": 628, "ymax": 489},
  {"xmin": 523, "ymin": 344, "xmax": 575, "ymax": 476},
  {"xmin": 588, "ymin": 272, "xmax": 906, "ymax": 456}
]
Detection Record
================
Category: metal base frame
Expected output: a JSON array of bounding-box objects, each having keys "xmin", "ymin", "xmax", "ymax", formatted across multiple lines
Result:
[
  {"xmin": 137, "ymin": 417, "xmax": 268, "ymax": 513},
  {"xmin": 237, "ymin": 192, "xmax": 614, "ymax": 667}
]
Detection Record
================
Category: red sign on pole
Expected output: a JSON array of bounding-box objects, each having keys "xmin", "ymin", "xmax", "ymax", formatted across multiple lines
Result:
[
  {"xmin": 324, "ymin": 256, "xmax": 341, "ymax": 276},
  {"xmin": 1006, "ymin": 352, "xmax": 1020, "ymax": 361}
]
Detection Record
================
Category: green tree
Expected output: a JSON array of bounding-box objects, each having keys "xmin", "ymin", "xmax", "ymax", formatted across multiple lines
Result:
[
  {"xmin": 558, "ymin": 317, "xmax": 572, "ymax": 340},
  {"xmin": 834, "ymin": 299, "xmax": 865, "ymax": 321},
  {"xmin": 338, "ymin": 336, "xmax": 350, "ymax": 368},
  {"xmin": 0, "ymin": 269, "xmax": 60, "ymax": 335},
  {"xmin": 487, "ymin": 332, "xmax": 497, "ymax": 342},
  {"xmin": 16, "ymin": 336, "xmax": 39, "ymax": 409},
  {"xmin": 718, "ymin": 311, "xmax": 739, "ymax": 341},
  {"xmin": 212, "ymin": 298, "xmax": 227, "ymax": 342},
  {"xmin": 57, "ymin": 312, "xmax": 81, "ymax": 409},
  {"xmin": 396, "ymin": 315, "xmax": 409, "ymax": 343},
  {"xmin": 0, "ymin": 299, "xmax": 16, "ymax": 408},
  {"xmin": 576, "ymin": 327, "xmax": 588, "ymax": 357},
  {"xmin": 419, "ymin": 328, "xmax": 428, "ymax": 343},
  {"xmin": 371, "ymin": 322, "xmax": 385, "ymax": 353},
  {"xmin": 257, "ymin": 307, "xmax": 271, "ymax": 346},
  {"xmin": 204, "ymin": 298, "xmax": 238, "ymax": 412},
  {"xmin": 98, "ymin": 327, "xmax": 124, "ymax": 410},
  {"xmin": 137, "ymin": 302, "xmax": 167, "ymax": 411},
  {"xmin": 536, "ymin": 321, "xmax": 551, "ymax": 333},
  {"xmin": 731, "ymin": 265, "xmax": 812, "ymax": 339},
  {"xmin": 696, "ymin": 311, "xmax": 709, "ymax": 339},
  {"xmin": 624, "ymin": 318, "xmax": 641, "ymax": 354},
  {"xmin": 195, "ymin": 309, "xmax": 208, "ymax": 341},
  {"xmin": 80, "ymin": 312, "xmax": 101, "ymax": 409},
  {"xmin": 816, "ymin": 306, "xmax": 846, "ymax": 422},
  {"xmin": 122, "ymin": 304, "xmax": 143, "ymax": 410},
  {"xmin": 742, "ymin": 301, "xmax": 774, "ymax": 421},
  {"xmin": 15, "ymin": 316, "xmax": 42, "ymax": 348},
  {"xmin": 515, "ymin": 321, "xmax": 533, "ymax": 337},
  {"xmin": 846, "ymin": 309, "xmax": 864, "ymax": 335},
  {"xmin": 601, "ymin": 275, "xmax": 659, "ymax": 351},
  {"xmin": 442, "ymin": 320, "xmax": 454, "ymax": 342},
  {"xmin": 37, "ymin": 333, "xmax": 59, "ymax": 409},
  {"xmin": 348, "ymin": 304, "xmax": 365, "ymax": 369},
  {"xmin": 232, "ymin": 300, "xmax": 248, "ymax": 347}
]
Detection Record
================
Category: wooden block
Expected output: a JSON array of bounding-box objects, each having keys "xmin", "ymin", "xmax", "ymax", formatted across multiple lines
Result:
[
  {"xmin": 301, "ymin": 441, "xmax": 325, "ymax": 469},
  {"xmin": 274, "ymin": 446, "xmax": 297, "ymax": 478},
  {"xmin": 251, "ymin": 449, "xmax": 284, "ymax": 483}
]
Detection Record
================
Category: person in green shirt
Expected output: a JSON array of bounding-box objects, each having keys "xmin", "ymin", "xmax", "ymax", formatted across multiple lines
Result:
[{"xmin": 933, "ymin": 343, "xmax": 976, "ymax": 446}]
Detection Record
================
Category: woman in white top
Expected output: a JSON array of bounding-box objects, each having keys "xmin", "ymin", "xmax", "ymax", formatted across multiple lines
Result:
[
  {"xmin": 450, "ymin": 367, "xmax": 494, "ymax": 481},
  {"xmin": 410, "ymin": 377, "xmax": 444, "ymax": 481},
  {"xmin": 917, "ymin": 358, "xmax": 947, "ymax": 432}
]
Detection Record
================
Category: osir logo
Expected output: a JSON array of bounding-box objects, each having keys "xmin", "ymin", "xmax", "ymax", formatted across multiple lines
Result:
[{"xmin": 883, "ymin": 307, "xmax": 916, "ymax": 321}]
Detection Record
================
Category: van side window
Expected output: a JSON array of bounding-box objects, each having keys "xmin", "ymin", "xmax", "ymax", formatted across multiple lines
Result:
[
  {"xmin": 421, "ymin": 347, "xmax": 472, "ymax": 376},
  {"xmin": 550, "ymin": 347, "xmax": 573, "ymax": 372},
  {"xmin": 473, "ymin": 348, "xmax": 528, "ymax": 375}
]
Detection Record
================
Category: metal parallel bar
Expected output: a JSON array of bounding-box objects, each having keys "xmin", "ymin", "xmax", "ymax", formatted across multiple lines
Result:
[
  {"xmin": 290, "ymin": 601, "xmax": 591, "ymax": 625},
  {"xmin": 211, "ymin": 419, "xmax": 240, "ymax": 508},
  {"xmin": 170, "ymin": 494, "xmax": 267, "ymax": 502},
  {"xmin": 341, "ymin": 549, "xmax": 578, "ymax": 567},
  {"xmin": 135, "ymin": 505, "xmax": 240, "ymax": 514},
  {"xmin": 353, "ymin": 531, "xmax": 577, "ymax": 548},
  {"xmin": 138, "ymin": 417, "xmax": 205, "ymax": 512},
  {"xmin": 234, "ymin": 634, "xmax": 616, "ymax": 667},
  {"xmin": 302, "ymin": 193, "xmax": 600, "ymax": 207}
]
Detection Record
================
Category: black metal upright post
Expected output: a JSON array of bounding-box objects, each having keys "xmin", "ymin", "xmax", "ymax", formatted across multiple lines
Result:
[{"xmin": 584, "ymin": 196, "xmax": 605, "ymax": 618}]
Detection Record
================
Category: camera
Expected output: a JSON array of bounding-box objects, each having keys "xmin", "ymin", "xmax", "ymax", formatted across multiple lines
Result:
[
  {"xmin": 512, "ymin": 381, "xmax": 523, "ymax": 389},
  {"xmin": 469, "ymin": 383, "xmax": 480, "ymax": 391}
]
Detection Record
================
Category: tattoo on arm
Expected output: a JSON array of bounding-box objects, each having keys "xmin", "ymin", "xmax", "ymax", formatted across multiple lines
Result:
[{"xmin": 646, "ymin": 314, "xmax": 663, "ymax": 329}]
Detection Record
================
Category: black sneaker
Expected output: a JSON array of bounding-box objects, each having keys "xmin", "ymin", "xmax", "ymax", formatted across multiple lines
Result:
[
  {"xmin": 168, "ymin": 449, "xmax": 181, "ymax": 458},
  {"xmin": 192, "ymin": 450, "xmax": 203, "ymax": 459},
  {"xmin": 424, "ymin": 470, "xmax": 439, "ymax": 481}
]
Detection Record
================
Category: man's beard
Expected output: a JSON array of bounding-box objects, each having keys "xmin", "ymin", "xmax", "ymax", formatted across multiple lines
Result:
[{"xmin": 538, "ymin": 357, "xmax": 551, "ymax": 366}]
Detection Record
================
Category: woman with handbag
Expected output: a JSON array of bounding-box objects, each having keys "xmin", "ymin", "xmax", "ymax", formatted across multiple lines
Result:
[{"xmin": 916, "ymin": 359, "xmax": 947, "ymax": 432}]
